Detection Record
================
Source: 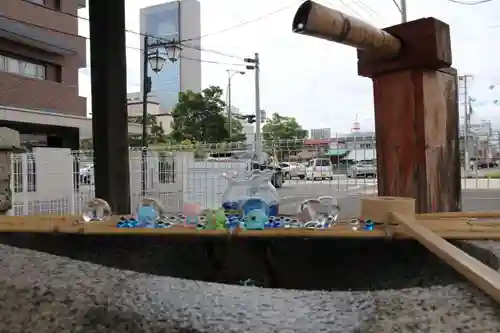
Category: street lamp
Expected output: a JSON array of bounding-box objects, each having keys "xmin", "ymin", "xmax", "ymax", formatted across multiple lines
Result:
[
  {"xmin": 140, "ymin": 35, "xmax": 181, "ymax": 197},
  {"xmin": 226, "ymin": 69, "xmax": 245, "ymax": 139},
  {"xmin": 141, "ymin": 36, "xmax": 182, "ymax": 148},
  {"xmin": 148, "ymin": 48, "xmax": 166, "ymax": 73},
  {"xmin": 391, "ymin": 0, "xmax": 408, "ymax": 22}
]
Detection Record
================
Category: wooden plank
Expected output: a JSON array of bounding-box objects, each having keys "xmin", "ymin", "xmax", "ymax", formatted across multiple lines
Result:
[
  {"xmin": 0, "ymin": 219, "xmax": 500, "ymax": 240},
  {"xmin": 418, "ymin": 211, "xmax": 500, "ymax": 219},
  {"xmin": 393, "ymin": 212, "xmax": 500, "ymax": 304}
]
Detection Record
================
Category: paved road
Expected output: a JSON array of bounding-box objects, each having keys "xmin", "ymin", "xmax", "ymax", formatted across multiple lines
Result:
[{"xmin": 277, "ymin": 181, "xmax": 500, "ymax": 216}]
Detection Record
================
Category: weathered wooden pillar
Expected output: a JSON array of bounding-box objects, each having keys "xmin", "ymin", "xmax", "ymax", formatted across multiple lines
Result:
[
  {"xmin": 88, "ymin": 0, "xmax": 131, "ymax": 214},
  {"xmin": 0, "ymin": 128, "xmax": 24, "ymax": 215},
  {"xmin": 357, "ymin": 19, "xmax": 460, "ymax": 213},
  {"xmin": 292, "ymin": 1, "xmax": 461, "ymax": 213}
]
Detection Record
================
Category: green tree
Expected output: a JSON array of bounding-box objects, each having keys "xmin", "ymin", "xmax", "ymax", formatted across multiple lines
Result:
[
  {"xmin": 170, "ymin": 86, "xmax": 245, "ymax": 143},
  {"xmin": 262, "ymin": 113, "xmax": 307, "ymax": 141},
  {"xmin": 128, "ymin": 114, "xmax": 168, "ymax": 147},
  {"xmin": 78, "ymin": 115, "xmax": 168, "ymax": 149},
  {"xmin": 226, "ymin": 116, "xmax": 247, "ymax": 142},
  {"xmin": 262, "ymin": 112, "xmax": 307, "ymax": 158}
]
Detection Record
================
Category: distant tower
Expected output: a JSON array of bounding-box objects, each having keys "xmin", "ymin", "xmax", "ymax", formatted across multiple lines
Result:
[{"xmin": 351, "ymin": 114, "xmax": 360, "ymax": 133}]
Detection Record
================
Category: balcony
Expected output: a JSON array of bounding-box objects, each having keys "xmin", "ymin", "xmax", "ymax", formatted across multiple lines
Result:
[{"xmin": 0, "ymin": 15, "xmax": 84, "ymax": 56}]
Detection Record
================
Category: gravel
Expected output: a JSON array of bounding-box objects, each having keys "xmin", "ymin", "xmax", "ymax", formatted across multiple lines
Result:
[{"xmin": 0, "ymin": 240, "xmax": 500, "ymax": 332}]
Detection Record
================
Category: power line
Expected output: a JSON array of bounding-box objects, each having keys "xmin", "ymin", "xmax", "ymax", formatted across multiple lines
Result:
[
  {"xmin": 30, "ymin": 1, "xmax": 299, "ymax": 57},
  {"xmin": 349, "ymin": 0, "xmax": 380, "ymax": 17},
  {"xmin": 179, "ymin": 1, "xmax": 303, "ymax": 42},
  {"xmin": 125, "ymin": 45, "xmax": 246, "ymax": 67},
  {"xmin": 180, "ymin": 43, "xmax": 244, "ymax": 60},
  {"xmin": 0, "ymin": 14, "xmax": 246, "ymax": 67},
  {"xmin": 448, "ymin": 0, "xmax": 493, "ymax": 4}
]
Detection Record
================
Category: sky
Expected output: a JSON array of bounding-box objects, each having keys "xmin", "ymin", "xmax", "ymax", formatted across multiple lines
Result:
[{"xmin": 77, "ymin": 0, "xmax": 500, "ymax": 135}]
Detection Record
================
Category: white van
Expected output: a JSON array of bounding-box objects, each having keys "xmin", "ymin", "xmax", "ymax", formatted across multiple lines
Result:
[{"xmin": 305, "ymin": 158, "xmax": 334, "ymax": 180}]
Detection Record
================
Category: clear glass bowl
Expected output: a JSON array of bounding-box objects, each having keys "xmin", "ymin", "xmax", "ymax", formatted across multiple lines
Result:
[{"xmin": 221, "ymin": 169, "xmax": 280, "ymax": 217}]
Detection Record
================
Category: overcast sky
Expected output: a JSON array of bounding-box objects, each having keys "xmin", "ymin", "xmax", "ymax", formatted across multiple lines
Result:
[{"xmin": 78, "ymin": 0, "xmax": 500, "ymax": 134}]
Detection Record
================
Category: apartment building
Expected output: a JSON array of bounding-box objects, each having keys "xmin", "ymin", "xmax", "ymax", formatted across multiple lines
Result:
[
  {"xmin": 0, "ymin": 0, "xmax": 87, "ymax": 148},
  {"xmin": 126, "ymin": 92, "xmax": 173, "ymax": 135}
]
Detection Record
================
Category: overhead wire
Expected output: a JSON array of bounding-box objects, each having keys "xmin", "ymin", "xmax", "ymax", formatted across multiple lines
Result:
[
  {"xmin": 0, "ymin": 13, "xmax": 247, "ymax": 67},
  {"xmin": 348, "ymin": 0, "xmax": 380, "ymax": 17},
  {"xmin": 178, "ymin": 0, "xmax": 304, "ymax": 42},
  {"xmin": 448, "ymin": 0, "xmax": 493, "ymax": 4},
  {"xmin": 31, "ymin": 0, "xmax": 303, "ymax": 59}
]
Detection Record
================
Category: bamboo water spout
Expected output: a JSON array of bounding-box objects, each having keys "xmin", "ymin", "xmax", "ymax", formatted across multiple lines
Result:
[{"xmin": 292, "ymin": 0, "xmax": 401, "ymax": 59}]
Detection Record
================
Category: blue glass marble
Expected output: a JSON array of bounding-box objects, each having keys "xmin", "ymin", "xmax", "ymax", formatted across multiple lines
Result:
[
  {"xmin": 185, "ymin": 216, "xmax": 198, "ymax": 226},
  {"xmin": 222, "ymin": 201, "xmax": 239, "ymax": 210},
  {"xmin": 226, "ymin": 219, "xmax": 240, "ymax": 231},
  {"xmin": 242, "ymin": 198, "xmax": 269, "ymax": 216},
  {"xmin": 269, "ymin": 204, "xmax": 279, "ymax": 217},
  {"xmin": 363, "ymin": 220, "xmax": 375, "ymax": 231},
  {"xmin": 244, "ymin": 209, "xmax": 267, "ymax": 230},
  {"xmin": 136, "ymin": 205, "xmax": 158, "ymax": 227}
]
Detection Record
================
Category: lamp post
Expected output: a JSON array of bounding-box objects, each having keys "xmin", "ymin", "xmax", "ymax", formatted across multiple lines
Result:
[
  {"xmin": 141, "ymin": 35, "xmax": 181, "ymax": 196},
  {"xmin": 392, "ymin": 0, "xmax": 408, "ymax": 22},
  {"xmin": 142, "ymin": 35, "xmax": 182, "ymax": 147},
  {"xmin": 226, "ymin": 69, "xmax": 245, "ymax": 139}
]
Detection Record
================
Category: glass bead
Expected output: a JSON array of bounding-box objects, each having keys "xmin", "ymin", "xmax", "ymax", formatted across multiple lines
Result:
[
  {"xmin": 136, "ymin": 205, "xmax": 158, "ymax": 227},
  {"xmin": 350, "ymin": 218, "xmax": 360, "ymax": 231},
  {"xmin": 363, "ymin": 219, "xmax": 375, "ymax": 231},
  {"xmin": 81, "ymin": 198, "xmax": 111, "ymax": 222}
]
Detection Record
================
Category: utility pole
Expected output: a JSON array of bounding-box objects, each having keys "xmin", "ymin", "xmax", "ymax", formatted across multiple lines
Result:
[
  {"xmin": 226, "ymin": 69, "xmax": 245, "ymax": 139},
  {"xmin": 459, "ymin": 74, "xmax": 473, "ymax": 170},
  {"xmin": 142, "ymin": 35, "xmax": 152, "ymax": 148},
  {"xmin": 140, "ymin": 35, "xmax": 182, "ymax": 196},
  {"xmin": 141, "ymin": 35, "xmax": 151, "ymax": 197},
  {"xmin": 227, "ymin": 73, "xmax": 232, "ymax": 137},
  {"xmin": 244, "ymin": 53, "xmax": 262, "ymax": 160},
  {"xmin": 401, "ymin": 0, "xmax": 408, "ymax": 22}
]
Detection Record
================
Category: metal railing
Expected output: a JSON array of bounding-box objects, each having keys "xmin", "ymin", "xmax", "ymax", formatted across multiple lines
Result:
[{"xmin": 7, "ymin": 138, "xmax": 500, "ymax": 216}]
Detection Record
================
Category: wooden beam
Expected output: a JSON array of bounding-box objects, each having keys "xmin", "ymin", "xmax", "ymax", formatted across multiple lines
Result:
[
  {"xmin": 393, "ymin": 212, "xmax": 500, "ymax": 304},
  {"xmin": 292, "ymin": 0, "xmax": 401, "ymax": 58}
]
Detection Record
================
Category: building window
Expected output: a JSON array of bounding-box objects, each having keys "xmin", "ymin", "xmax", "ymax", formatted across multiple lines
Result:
[
  {"xmin": 12, "ymin": 153, "xmax": 37, "ymax": 193},
  {"xmin": 0, "ymin": 55, "xmax": 46, "ymax": 80},
  {"xmin": 158, "ymin": 153, "xmax": 175, "ymax": 184}
]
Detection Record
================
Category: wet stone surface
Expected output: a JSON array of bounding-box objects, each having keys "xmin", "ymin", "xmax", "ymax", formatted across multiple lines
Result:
[{"xmin": 0, "ymin": 235, "xmax": 499, "ymax": 332}]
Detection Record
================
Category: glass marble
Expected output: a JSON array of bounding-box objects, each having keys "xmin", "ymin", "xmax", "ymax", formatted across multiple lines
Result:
[
  {"xmin": 363, "ymin": 220, "xmax": 375, "ymax": 231},
  {"xmin": 244, "ymin": 209, "xmax": 267, "ymax": 230},
  {"xmin": 349, "ymin": 218, "xmax": 360, "ymax": 231},
  {"xmin": 242, "ymin": 198, "xmax": 269, "ymax": 216},
  {"xmin": 136, "ymin": 205, "xmax": 158, "ymax": 227},
  {"xmin": 81, "ymin": 198, "xmax": 111, "ymax": 222}
]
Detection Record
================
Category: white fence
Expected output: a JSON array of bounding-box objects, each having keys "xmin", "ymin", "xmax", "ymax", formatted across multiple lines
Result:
[
  {"xmin": 9, "ymin": 147, "xmax": 249, "ymax": 216},
  {"xmin": 7, "ymin": 147, "xmax": 500, "ymax": 216}
]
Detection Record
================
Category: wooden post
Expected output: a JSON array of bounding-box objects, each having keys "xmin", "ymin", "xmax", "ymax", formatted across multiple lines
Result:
[
  {"xmin": 293, "ymin": 1, "xmax": 461, "ymax": 213},
  {"xmin": 356, "ymin": 19, "xmax": 460, "ymax": 213}
]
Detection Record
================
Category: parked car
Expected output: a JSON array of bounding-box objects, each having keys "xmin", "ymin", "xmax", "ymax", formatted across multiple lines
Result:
[
  {"xmin": 305, "ymin": 158, "xmax": 334, "ymax": 180},
  {"xmin": 251, "ymin": 161, "xmax": 283, "ymax": 188},
  {"xmin": 279, "ymin": 162, "xmax": 306, "ymax": 179},
  {"xmin": 234, "ymin": 151, "xmax": 284, "ymax": 188},
  {"xmin": 347, "ymin": 161, "xmax": 376, "ymax": 178}
]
